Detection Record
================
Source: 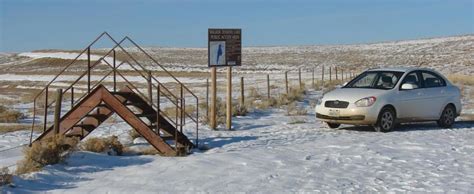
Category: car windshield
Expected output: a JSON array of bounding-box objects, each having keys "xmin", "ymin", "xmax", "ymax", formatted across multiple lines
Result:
[{"xmin": 344, "ymin": 71, "xmax": 404, "ymax": 89}]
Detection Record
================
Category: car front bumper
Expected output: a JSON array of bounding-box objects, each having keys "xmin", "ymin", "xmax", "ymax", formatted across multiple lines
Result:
[{"xmin": 315, "ymin": 104, "xmax": 380, "ymax": 125}]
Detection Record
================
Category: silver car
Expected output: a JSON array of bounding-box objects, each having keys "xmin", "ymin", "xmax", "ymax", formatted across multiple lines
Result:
[{"xmin": 315, "ymin": 67, "xmax": 462, "ymax": 132}]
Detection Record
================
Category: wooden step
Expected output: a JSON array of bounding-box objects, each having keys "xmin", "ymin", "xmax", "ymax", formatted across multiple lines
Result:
[
  {"xmin": 124, "ymin": 102, "xmax": 145, "ymax": 106},
  {"xmin": 111, "ymin": 91, "xmax": 133, "ymax": 96},
  {"xmin": 73, "ymin": 124, "xmax": 96, "ymax": 131}
]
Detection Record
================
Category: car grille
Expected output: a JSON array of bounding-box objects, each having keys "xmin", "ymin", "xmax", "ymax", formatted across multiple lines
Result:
[{"xmin": 324, "ymin": 100, "xmax": 349, "ymax": 108}]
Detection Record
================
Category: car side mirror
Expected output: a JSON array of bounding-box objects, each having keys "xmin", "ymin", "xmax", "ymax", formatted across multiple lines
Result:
[{"xmin": 401, "ymin": 83, "xmax": 417, "ymax": 90}]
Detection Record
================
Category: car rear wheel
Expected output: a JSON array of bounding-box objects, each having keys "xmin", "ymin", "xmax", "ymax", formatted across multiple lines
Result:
[
  {"xmin": 374, "ymin": 107, "xmax": 396, "ymax": 132},
  {"xmin": 437, "ymin": 105, "xmax": 455, "ymax": 128},
  {"xmin": 326, "ymin": 122, "xmax": 340, "ymax": 129}
]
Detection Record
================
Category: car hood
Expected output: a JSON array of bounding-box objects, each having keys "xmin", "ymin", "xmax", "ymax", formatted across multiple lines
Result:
[{"xmin": 322, "ymin": 88, "xmax": 389, "ymax": 103}]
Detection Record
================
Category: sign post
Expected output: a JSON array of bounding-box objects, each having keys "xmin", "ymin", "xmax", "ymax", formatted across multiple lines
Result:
[{"xmin": 208, "ymin": 28, "xmax": 241, "ymax": 130}]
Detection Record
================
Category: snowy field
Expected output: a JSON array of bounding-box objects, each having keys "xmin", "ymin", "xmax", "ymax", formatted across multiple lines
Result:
[
  {"xmin": 1, "ymin": 34, "xmax": 473, "ymax": 192},
  {"xmin": 1, "ymin": 91, "xmax": 473, "ymax": 193}
]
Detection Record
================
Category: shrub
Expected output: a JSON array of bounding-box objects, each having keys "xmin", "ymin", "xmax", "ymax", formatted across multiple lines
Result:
[
  {"xmin": 0, "ymin": 105, "xmax": 24, "ymax": 123},
  {"xmin": 81, "ymin": 136, "xmax": 124, "ymax": 156},
  {"xmin": 233, "ymin": 103, "xmax": 248, "ymax": 116},
  {"xmin": 16, "ymin": 135, "xmax": 78, "ymax": 174},
  {"xmin": 0, "ymin": 167, "xmax": 13, "ymax": 186},
  {"xmin": 286, "ymin": 102, "xmax": 308, "ymax": 116}
]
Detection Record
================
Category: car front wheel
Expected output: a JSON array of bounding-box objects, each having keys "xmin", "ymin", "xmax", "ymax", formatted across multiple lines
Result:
[
  {"xmin": 374, "ymin": 107, "xmax": 396, "ymax": 132},
  {"xmin": 326, "ymin": 122, "xmax": 341, "ymax": 129},
  {"xmin": 437, "ymin": 105, "xmax": 455, "ymax": 128}
]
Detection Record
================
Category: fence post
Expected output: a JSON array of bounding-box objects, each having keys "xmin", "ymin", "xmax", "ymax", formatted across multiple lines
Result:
[
  {"xmin": 329, "ymin": 66, "xmax": 332, "ymax": 81},
  {"xmin": 267, "ymin": 74, "xmax": 270, "ymax": 99},
  {"xmin": 53, "ymin": 89, "xmax": 63, "ymax": 134},
  {"xmin": 210, "ymin": 67, "xmax": 217, "ymax": 130},
  {"xmin": 335, "ymin": 66, "xmax": 338, "ymax": 80},
  {"xmin": 322, "ymin": 65, "xmax": 325, "ymax": 87},
  {"xmin": 341, "ymin": 68, "xmax": 344, "ymax": 81},
  {"xmin": 312, "ymin": 67, "xmax": 315, "ymax": 88},
  {"xmin": 285, "ymin": 71, "xmax": 289, "ymax": 94},
  {"xmin": 298, "ymin": 68, "xmax": 302, "ymax": 89},
  {"xmin": 240, "ymin": 77, "xmax": 244, "ymax": 106},
  {"xmin": 206, "ymin": 78, "xmax": 209, "ymax": 118},
  {"xmin": 226, "ymin": 67, "xmax": 232, "ymax": 130}
]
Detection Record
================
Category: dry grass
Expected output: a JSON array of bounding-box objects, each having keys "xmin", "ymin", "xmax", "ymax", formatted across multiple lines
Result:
[
  {"xmin": 0, "ymin": 167, "xmax": 13, "ymax": 186},
  {"xmin": 16, "ymin": 135, "xmax": 79, "ymax": 174},
  {"xmin": 447, "ymin": 74, "xmax": 474, "ymax": 86},
  {"xmin": 288, "ymin": 117, "xmax": 307, "ymax": 124},
  {"xmin": 136, "ymin": 147, "xmax": 160, "ymax": 155},
  {"xmin": 0, "ymin": 124, "xmax": 42, "ymax": 134},
  {"xmin": 128, "ymin": 129, "xmax": 142, "ymax": 140},
  {"xmin": 81, "ymin": 136, "xmax": 124, "ymax": 156}
]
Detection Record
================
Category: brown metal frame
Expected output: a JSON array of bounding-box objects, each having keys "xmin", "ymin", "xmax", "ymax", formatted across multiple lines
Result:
[{"xmin": 29, "ymin": 32, "xmax": 200, "ymax": 150}]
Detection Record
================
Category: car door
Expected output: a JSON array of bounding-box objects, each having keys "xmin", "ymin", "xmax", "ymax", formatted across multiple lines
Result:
[
  {"xmin": 396, "ymin": 71, "xmax": 427, "ymax": 120},
  {"xmin": 419, "ymin": 71, "xmax": 448, "ymax": 119}
]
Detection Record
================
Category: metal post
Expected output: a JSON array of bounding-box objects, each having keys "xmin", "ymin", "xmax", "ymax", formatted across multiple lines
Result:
[
  {"xmin": 87, "ymin": 47, "xmax": 91, "ymax": 93},
  {"xmin": 71, "ymin": 87, "xmax": 74, "ymax": 107},
  {"xmin": 175, "ymin": 97, "xmax": 179, "ymax": 150},
  {"xmin": 147, "ymin": 71, "xmax": 153, "ymax": 105},
  {"xmin": 285, "ymin": 71, "xmax": 289, "ymax": 94},
  {"xmin": 113, "ymin": 49, "xmax": 116, "ymax": 92},
  {"xmin": 43, "ymin": 86, "xmax": 49, "ymax": 132},
  {"xmin": 335, "ymin": 66, "xmax": 338, "ymax": 80},
  {"xmin": 180, "ymin": 84, "xmax": 184, "ymax": 133},
  {"xmin": 312, "ymin": 67, "xmax": 315, "ymax": 88},
  {"xmin": 53, "ymin": 89, "xmax": 63, "ymax": 134},
  {"xmin": 266, "ymin": 74, "xmax": 270, "ymax": 99},
  {"xmin": 156, "ymin": 84, "xmax": 160, "ymax": 135},
  {"xmin": 240, "ymin": 77, "xmax": 244, "ymax": 106}
]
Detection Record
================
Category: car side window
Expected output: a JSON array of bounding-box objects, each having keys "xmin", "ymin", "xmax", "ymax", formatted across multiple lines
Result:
[
  {"xmin": 421, "ymin": 71, "xmax": 446, "ymax": 88},
  {"xmin": 400, "ymin": 71, "xmax": 421, "ymax": 89}
]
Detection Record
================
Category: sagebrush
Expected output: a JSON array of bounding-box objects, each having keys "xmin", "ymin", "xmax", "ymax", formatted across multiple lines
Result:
[{"xmin": 16, "ymin": 135, "xmax": 78, "ymax": 174}]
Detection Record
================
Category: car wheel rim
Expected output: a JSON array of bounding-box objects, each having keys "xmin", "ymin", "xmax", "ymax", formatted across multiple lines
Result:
[
  {"xmin": 381, "ymin": 111, "xmax": 393, "ymax": 130},
  {"xmin": 444, "ymin": 108, "xmax": 454, "ymax": 125}
]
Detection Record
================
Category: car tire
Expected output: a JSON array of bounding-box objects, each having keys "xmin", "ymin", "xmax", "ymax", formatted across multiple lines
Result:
[
  {"xmin": 437, "ymin": 105, "xmax": 455, "ymax": 128},
  {"xmin": 374, "ymin": 107, "xmax": 396, "ymax": 132},
  {"xmin": 326, "ymin": 122, "xmax": 340, "ymax": 129}
]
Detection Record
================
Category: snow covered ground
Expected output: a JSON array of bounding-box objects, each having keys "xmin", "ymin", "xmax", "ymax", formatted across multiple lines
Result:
[{"xmin": 1, "ymin": 91, "xmax": 473, "ymax": 193}]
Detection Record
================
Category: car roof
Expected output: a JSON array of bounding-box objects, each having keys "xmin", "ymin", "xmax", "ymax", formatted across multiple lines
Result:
[{"xmin": 366, "ymin": 67, "xmax": 436, "ymax": 73}]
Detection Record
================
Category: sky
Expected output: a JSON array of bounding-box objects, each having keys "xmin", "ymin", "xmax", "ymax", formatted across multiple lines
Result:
[{"xmin": 0, "ymin": 0, "xmax": 473, "ymax": 52}]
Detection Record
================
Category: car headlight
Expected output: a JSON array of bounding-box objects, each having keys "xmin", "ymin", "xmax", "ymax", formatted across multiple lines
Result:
[{"xmin": 355, "ymin": 96, "xmax": 376, "ymax": 107}]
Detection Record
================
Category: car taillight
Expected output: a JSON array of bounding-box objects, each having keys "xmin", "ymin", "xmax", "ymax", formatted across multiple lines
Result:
[{"xmin": 355, "ymin": 96, "xmax": 377, "ymax": 107}]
